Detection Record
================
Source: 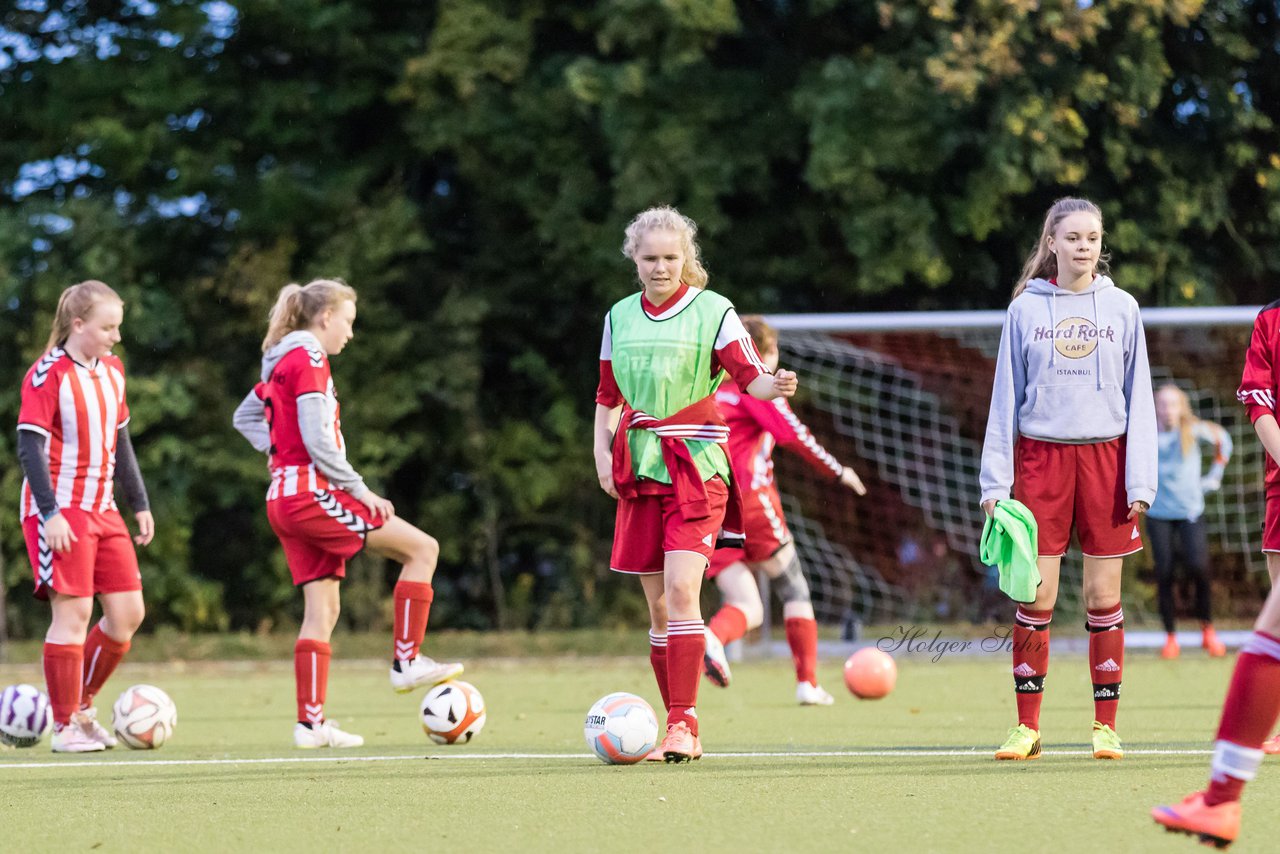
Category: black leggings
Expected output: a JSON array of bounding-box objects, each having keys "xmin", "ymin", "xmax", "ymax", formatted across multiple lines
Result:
[{"xmin": 1147, "ymin": 517, "xmax": 1211, "ymax": 633}]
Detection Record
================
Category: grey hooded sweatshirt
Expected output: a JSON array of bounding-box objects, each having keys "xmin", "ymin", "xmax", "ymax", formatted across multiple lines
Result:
[
  {"xmin": 232, "ymin": 330, "xmax": 367, "ymax": 498},
  {"xmin": 979, "ymin": 276, "xmax": 1157, "ymax": 508}
]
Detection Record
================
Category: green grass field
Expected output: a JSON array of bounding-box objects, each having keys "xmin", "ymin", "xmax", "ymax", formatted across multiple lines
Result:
[{"xmin": 1, "ymin": 648, "xmax": 1276, "ymax": 853}]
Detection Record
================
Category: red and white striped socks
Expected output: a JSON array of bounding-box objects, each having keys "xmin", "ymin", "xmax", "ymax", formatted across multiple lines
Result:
[
  {"xmin": 666, "ymin": 619, "xmax": 705, "ymax": 735},
  {"xmin": 1087, "ymin": 603, "xmax": 1124, "ymax": 728},
  {"xmin": 392, "ymin": 580, "xmax": 433, "ymax": 663},
  {"xmin": 294, "ymin": 639, "xmax": 331, "ymax": 727},
  {"xmin": 1206, "ymin": 631, "xmax": 1280, "ymax": 805},
  {"xmin": 81, "ymin": 623, "xmax": 129, "ymax": 709}
]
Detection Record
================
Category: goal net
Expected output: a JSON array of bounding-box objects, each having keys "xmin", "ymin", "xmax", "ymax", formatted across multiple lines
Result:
[{"xmin": 759, "ymin": 307, "xmax": 1266, "ymax": 629}]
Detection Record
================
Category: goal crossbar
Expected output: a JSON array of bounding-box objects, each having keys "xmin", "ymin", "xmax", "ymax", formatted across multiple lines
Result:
[{"xmin": 765, "ymin": 306, "xmax": 1263, "ymax": 333}]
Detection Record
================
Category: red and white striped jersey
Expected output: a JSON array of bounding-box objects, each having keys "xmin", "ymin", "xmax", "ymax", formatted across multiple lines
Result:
[
  {"xmin": 17, "ymin": 348, "xmax": 130, "ymax": 519},
  {"xmin": 715, "ymin": 379, "xmax": 843, "ymax": 491},
  {"xmin": 1238, "ymin": 299, "xmax": 1280, "ymax": 488},
  {"xmin": 256, "ymin": 344, "xmax": 347, "ymax": 500}
]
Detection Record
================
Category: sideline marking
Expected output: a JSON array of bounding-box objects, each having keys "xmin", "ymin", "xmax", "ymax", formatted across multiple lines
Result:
[{"xmin": 0, "ymin": 747, "xmax": 1214, "ymax": 770}]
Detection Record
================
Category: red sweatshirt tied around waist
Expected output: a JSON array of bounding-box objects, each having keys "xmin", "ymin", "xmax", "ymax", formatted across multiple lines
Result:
[{"xmin": 611, "ymin": 394, "xmax": 744, "ymax": 542}]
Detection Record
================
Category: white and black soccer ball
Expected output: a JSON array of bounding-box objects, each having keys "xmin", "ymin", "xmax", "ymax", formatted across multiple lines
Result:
[
  {"xmin": 112, "ymin": 684, "xmax": 177, "ymax": 749},
  {"xmin": 0, "ymin": 684, "xmax": 53, "ymax": 748},
  {"xmin": 584, "ymin": 692, "xmax": 658, "ymax": 765},
  {"xmin": 420, "ymin": 681, "xmax": 485, "ymax": 745}
]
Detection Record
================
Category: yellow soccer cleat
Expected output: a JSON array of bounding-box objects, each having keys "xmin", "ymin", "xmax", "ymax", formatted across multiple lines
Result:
[
  {"xmin": 1092, "ymin": 721, "xmax": 1124, "ymax": 760},
  {"xmin": 995, "ymin": 723, "xmax": 1041, "ymax": 760}
]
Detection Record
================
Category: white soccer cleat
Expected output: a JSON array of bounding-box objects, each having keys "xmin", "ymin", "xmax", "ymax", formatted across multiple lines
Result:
[
  {"xmin": 702, "ymin": 628, "xmax": 732, "ymax": 688},
  {"xmin": 75, "ymin": 707, "xmax": 117, "ymax": 748},
  {"xmin": 390, "ymin": 655, "xmax": 464, "ymax": 694},
  {"xmin": 51, "ymin": 723, "xmax": 107, "ymax": 753},
  {"xmin": 294, "ymin": 720, "xmax": 364, "ymax": 749},
  {"xmin": 796, "ymin": 682, "xmax": 835, "ymax": 706}
]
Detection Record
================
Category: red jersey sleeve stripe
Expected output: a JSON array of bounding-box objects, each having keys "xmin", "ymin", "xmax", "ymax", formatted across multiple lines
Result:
[
  {"xmin": 715, "ymin": 338, "xmax": 771, "ymax": 390},
  {"xmin": 773, "ymin": 400, "xmax": 843, "ymax": 477}
]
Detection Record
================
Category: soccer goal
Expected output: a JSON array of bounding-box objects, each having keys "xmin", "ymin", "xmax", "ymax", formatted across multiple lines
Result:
[{"xmin": 761, "ymin": 306, "xmax": 1266, "ymax": 629}]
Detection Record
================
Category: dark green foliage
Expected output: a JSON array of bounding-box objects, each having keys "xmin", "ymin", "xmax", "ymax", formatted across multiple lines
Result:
[{"xmin": 2, "ymin": 1, "xmax": 1278, "ymax": 634}]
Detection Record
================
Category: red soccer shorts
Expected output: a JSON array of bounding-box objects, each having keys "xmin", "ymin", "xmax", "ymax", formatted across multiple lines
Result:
[
  {"xmin": 23, "ymin": 507, "xmax": 142, "ymax": 601},
  {"xmin": 1263, "ymin": 489, "xmax": 1280, "ymax": 553},
  {"xmin": 611, "ymin": 478, "xmax": 729, "ymax": 575},
  {"xmin": 1013, "ymin": 436, "xmax": 1141, "ymax": 559},
  {"xmin": 707, "ymin": 484, "xmax": 790, "ymax": 576},
  {"xmin": 267, "ymin": 489, "xmax": 383, "ymax": 586}
]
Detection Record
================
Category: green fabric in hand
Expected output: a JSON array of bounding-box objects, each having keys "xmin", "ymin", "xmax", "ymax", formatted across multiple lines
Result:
[{"xmin": 979, "ymin": 499, "xmax": 1042, "ymax": 604}]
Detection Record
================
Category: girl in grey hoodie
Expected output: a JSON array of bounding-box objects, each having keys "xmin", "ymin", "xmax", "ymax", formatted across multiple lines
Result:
[
  {"xmin": 979, "ymin": 198, "xmax": 1157, "ymax": 763},
  {"xmin": 233, "ymin": 279, "xmax": 463, "ymax": 749}
]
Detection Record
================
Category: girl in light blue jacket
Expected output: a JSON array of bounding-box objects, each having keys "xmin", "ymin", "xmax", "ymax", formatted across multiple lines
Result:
[{"xmin": 1150, "ymin": 383, "xmax": 1232, "ymax": 659}]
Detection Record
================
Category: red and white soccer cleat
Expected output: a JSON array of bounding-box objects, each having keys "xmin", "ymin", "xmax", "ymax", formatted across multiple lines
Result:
[
  {"xmin": 1152, "ymin": 791, "xmax": 1240, "ymax": 849},
  {"xmin": 702, "ymin": 628, "xmax": 731, "ymax": 688},
  {"xmin": 660, "ymin": 721, "xmax": 702, "ymax": 763},
  {"xmin": 1161, "ymin": 634, "xmax": 1181, "ymax": 660},
  {"xmin": 1261, "ymin": 733, "xmax": 1280, "ymax": 755},
  {"xmin": 51, "ymin": 723, "xmax": 107, "ymax": 753},
  {"xmin": 294, "ymin": 720, "xmax": 364, "ymax": 749},
  {"xmin": 75, "ymin": 707, "xmax": 117, "ymax": 749},
  {"xmin": 390, "ymin": 655, "xmax": 464, "ymax": 694}
]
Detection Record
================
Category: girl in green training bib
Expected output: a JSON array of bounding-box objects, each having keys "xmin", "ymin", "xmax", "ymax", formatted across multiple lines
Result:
[{"xmin": 593, "ymin": 206, "xmax": 797, "ymax": 762}]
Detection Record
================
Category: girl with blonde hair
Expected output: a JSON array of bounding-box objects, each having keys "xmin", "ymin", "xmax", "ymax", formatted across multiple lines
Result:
[
  {"xmin": 1150, "ymin": 383, "xmax": 1232, "ymax": 659},
  {"xmin": 595, "ymin": 206, "xmax": 797, "ymax": 761},
  {"xmin": 234, "ymin": 279, "xmax": 461, "ymax": 748},
  {"xmin": 17, "ymin": 280, "xmax": 154, "ymax": 752}
]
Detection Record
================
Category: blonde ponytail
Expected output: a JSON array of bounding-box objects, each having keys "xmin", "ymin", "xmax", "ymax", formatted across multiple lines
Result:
[
  {"xmin": 45, "ymin": 280, "xmax": 123, "ymax": 352},
  {"xmin": 261, "ymin": 279, "xmax": 357, "ymax": 352}
]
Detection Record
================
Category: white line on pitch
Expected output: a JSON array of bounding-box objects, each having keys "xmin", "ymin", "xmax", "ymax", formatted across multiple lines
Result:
[{"xmin": 0, "ymin": 747, "xmax": 1215, "ymax": 770}]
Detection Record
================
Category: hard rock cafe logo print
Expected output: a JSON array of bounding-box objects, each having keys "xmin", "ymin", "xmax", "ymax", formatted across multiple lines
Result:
[{"xmin": 1031, "ymin": 316, "xmax": 1116, "ymax": 359}]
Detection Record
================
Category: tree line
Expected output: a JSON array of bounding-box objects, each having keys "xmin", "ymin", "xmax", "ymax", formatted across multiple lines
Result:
[{"xmin": 1, "ymin": 0, "xmax": 1277, "ymax": 637}]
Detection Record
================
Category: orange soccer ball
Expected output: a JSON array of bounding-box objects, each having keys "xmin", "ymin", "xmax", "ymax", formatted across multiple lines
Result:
[{"xmin": 843, "ymin": 648, "xmax": 897, "ymax": 699}]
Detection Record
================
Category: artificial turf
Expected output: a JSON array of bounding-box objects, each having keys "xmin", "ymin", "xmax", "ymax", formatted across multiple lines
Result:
[{"xmin": 0, "ymin": 649, "xmax": 1274, "ymax": 852}]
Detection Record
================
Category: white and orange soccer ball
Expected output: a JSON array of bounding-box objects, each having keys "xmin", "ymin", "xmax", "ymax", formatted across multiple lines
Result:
[
  {"xmin": 583, "ymin": 692, "xmax": 658, "ymax": 765},
  {"xmin": 112, "ymin": 684, "xmax": 178, "ymax": 749},
  {"xmin": 0, "ymin": 684, "xmax": 53, "ymax": 748},
  {"xmin": 420, "ymin": 681, "xmax": 486, "ymax": 744}
]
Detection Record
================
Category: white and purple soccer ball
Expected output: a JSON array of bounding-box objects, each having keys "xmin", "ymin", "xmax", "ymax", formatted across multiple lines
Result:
[
  {"xmin": 0, "ymin": 684, "xmax": 53, "ymax": 748},
  {"xmin": 584, "ymin": 692, "xmax": 659, "ymax": 765}
]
